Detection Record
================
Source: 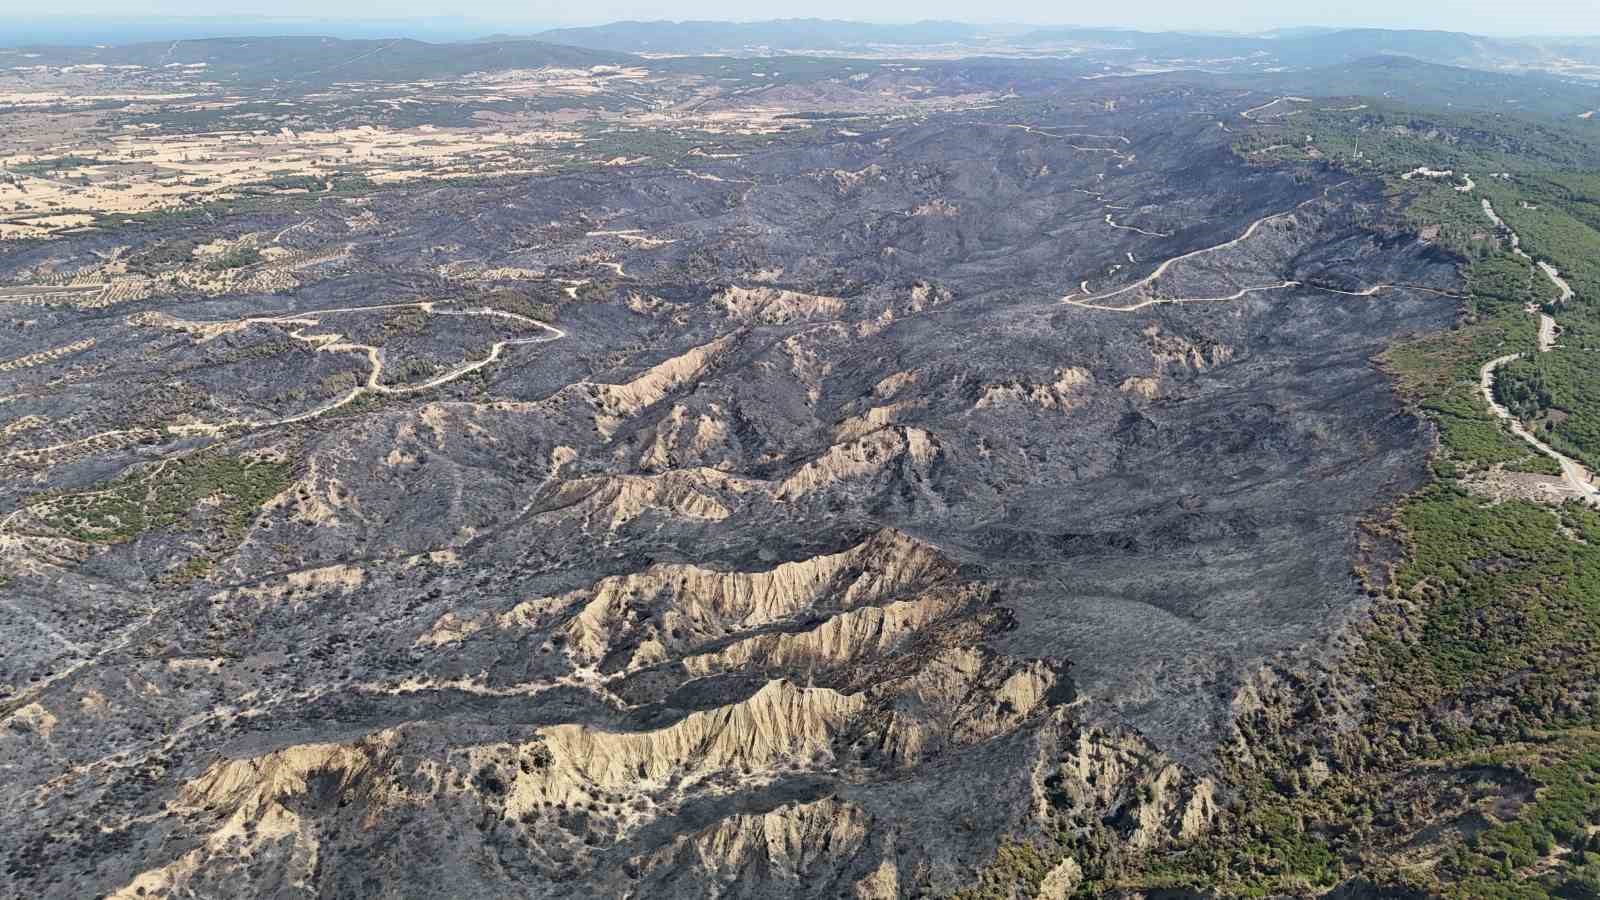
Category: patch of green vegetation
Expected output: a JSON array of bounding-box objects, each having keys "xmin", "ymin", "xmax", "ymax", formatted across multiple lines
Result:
[
  {"xmin": 478, "ymin": 288, "xmax": 558, "ymax": 323},
  {"xmin": 1083, "ymin": 488, "xmax": 1600, "ymax": 898},
  {"xmin": 240, "ymin": 174, "xmax": 327, "ymax": 193},
  {"xmin": 1234, "ymin": 103, "xmax": 1600, "ymax": 178},
  {"xmin": 31, "ymin": 451, "xmax": 290, "ymax": 546},
  {"xmin": 94, "ymin": 190, "xmax": 330, "ymax": 231},
  {"xmin": 11, "ymin": 155, "xmax": 111, "ymax": 175},
  {"xmin": 1478, "ymin": 176, "xmax": 1600, "ymax": 307},
  {"xmin": 317, "ymin": 372, "xmax": 359, "ymax": 396},
  {"xmin": 125, "ymin": 238, "xmax": 198, "ymax": 274},
  {"xmin": 1496, "ymin": 350, "xmax": 1600, "ymax": 473},
  {"xmin": 1394, "ymin": 179, "xmax": 1499, "ymax": 259},
  {"xmin": 1381, "ymin": 259, "xmax": 1557, "ymax": 477},
  {"xmin": 1246, "ymin": 101, "xmax": 1600, "ymax": 470},
  {"xmin": 1469, "ymin": 254, "xmax": 1564, "ymax": 310},
  {"xmin": 381, "ymin": 306, "xmax": 430, "ymax": 336},
  {"xmin": 202, "ymin": 244, "xmax": 263, "ymax": 271},
  {"xmin": 951, "ymin": 840, "xmax": 1057, "ymax": 900},
  {"xmin": 319, "ymin": 389, "xmax": 399, "ymax": 421},
  {"xmin": 329, "ymin": 175, "xmax": 377, "ymax": 194},
  {"xmin": 386, "ymin": 357, "xmax": 443, "ymax": 383}
]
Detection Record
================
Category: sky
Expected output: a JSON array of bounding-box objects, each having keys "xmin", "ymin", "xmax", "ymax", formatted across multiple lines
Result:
[{"xmin": 4, "ymin": 0, "xmax": 1600, "ymax": 38}]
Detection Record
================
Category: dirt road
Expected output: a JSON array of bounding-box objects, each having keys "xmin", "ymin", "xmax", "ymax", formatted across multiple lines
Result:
[
  {"xmin": 219, "ymin": 302, "xmax": 566, "ymax": 428},
  {"xmin": 1479, "ymin": 352, "xmax": 1600, "ymax": 500}
]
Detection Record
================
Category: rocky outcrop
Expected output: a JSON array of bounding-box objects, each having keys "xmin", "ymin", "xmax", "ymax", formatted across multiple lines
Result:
[
  {"xmin": 683, "ymin": 589, "xmax": 967, "ymax": 675},
  {"xmin": 537, "ymin": 680, "xmax": 862, "ymax": 795},
  {"xmin": 777, "ymin": 427, "xmax": 939, "ymax": 500},
  {"xmin": 974, "ymin": 367, "xmax": 1093, "ymax": 411},
  {"xmin": 834, "ymin": 399, "xmax": 923, "ymax": 442},
  {"xmin": 551, "ymin": 528, "xmax": 957, "ymax": 668},
  {"xmin": 639, "ymin": 403, "xmax": 736, "ymax": 471},
  {"xmin": 1143, "ymin": 324, "xmax": 1235, "ymax": 374},
  {"xmin": 632, "ymin": 798, "xmax": 881, "ymax": 897},
  {"xmin": 881, "ymin": 648, "xmax": 1060, "ymax": 765},
  {"xmin": 591, "ymin": 335, "xmax": 737, "ymax": 438},
  {"xmin": 1046, "ymin": 725, "xmax": 1220, "ymax": 849},
  {"xmin": 715, "ymin": 286, "xmax": 845, "ymax": 323},
  {"xmin": 109, "ymin": 733, "xmax": 402, "ymax": 900},
  {"xmin": 536, "ymin": 467, "xmax": 747, "ymax": 532}
]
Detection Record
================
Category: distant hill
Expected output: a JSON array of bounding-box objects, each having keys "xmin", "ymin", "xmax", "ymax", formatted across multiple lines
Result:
[
  {"xmin": 2, "ymin": 36, "xmax": 633, "ymax": 84},
  {"xmin": 532, "ymin": 18, "xmax": 983, "ymax": 53},
  {"xmin": 0, "ymin": 16, "xmax": 555, "ymax": 46},
  {"xmin": 522, "ymin": 21, "xmax": 1600, "ymax": 81},
  {"xmin": 1018, "ymin": 25, "xmax": 1552, "ymax": 70},
  {"xmin": 1204, "ymin": 55, "xmax": 1600, "ymax": 119},
  {"xmin": 1271, "ymin": 28, "xmax": 1534, "ymax": 68}
]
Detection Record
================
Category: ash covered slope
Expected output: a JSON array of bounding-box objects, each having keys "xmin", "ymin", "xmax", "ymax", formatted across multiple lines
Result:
[{"xmin": 0, "ymin": 83, "xmax": 1457, "ymax": 898}]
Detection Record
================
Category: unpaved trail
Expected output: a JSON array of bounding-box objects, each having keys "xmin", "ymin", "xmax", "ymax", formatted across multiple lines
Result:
[
  {"xmin": 1309, "ymin": 284, "xmax": 1384, "ymax": 297},
  {"xmin": 272, "ymin": 217, "xmax": 312, "ymax": 243},
  {"xmin": 1066, "ymin": 279, "xmax": 1452, "ymax": 313},
  {"xmin": 198, "ymin": 302, "xmax": 566, "ymax": 429},
  {"xmin": 1538, "ymin": 310, "xmax": 1559, "ymax": 352},
  {"xmin": 995, "ymin": 124, "xmax": 1130, "ymax": 146},
  {"xmin": 303, "ymin": 38, "xmax": 399, "ymax": 77},
  {"xmin": 984, "ymin": 123, "xmax": 1132, "ymax": 161},
  {"xmin": 1069, "ymin": 208, "xmax": 1283, "ymax": 303},
  {"xmin": 1480, "ymin": 198, "xmax": 1573, "ymax": 305},
  {"xmin": 1539, "ymin": 262, "xmax": 1574, "ymax": 303},
  {"xmin": 1, "ymin": 304, "xmax": 566, "ymax": 469},
  {"xmin": 1061, "ymin": 179, "xmax": 1467, "ymax": 311},
  {"xmin": 1479, "ymin": 352, "xmax": 1600, "ymax": 501},
  {"xmin": 0, "ymin": 594, "xmax": 86, "ymax": 654},
  {"xmin": 1472, "ymin": 198, "xmax": 1597, "ymax": 500},
  {"xmin": 1239, "ymin": 96, "xmax": 1310, "ymax": 121},
  {"xmin": 1067, "ymin": 280, "xmax": 1301, "ymax": 312},
  {"xmin": 1103, "ymin": 213, "xmax": 1171, "ymax": 238},
  {"xmin": 1, "ymin": 428, "xmax": 158, "ymax": 462},
  {"xmin": 1066, "ymin": 186, "xmax": 1347, "ymax": 305},
  {"xmin": 0, "ymin": 606, "xmax": 159, "ymax": 721},
  {"xmin": 1480, "ymin": 198, "xmax": 1523, "ymax": 256}
]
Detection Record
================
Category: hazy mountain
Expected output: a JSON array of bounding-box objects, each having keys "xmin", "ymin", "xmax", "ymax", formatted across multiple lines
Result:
[
  {"xmin": 532, "ymin": 18, "xmax": 985, "ymax": 53},
  {"xmin": 2, "ymin": 36, "xmax": 633, "ymax": 85},
  {"xmin": 1021, "ymin": 25, "xmax": 1541, "ymax": 66},
  {"xmin": 0, "ymin": 16, "xmax": 559, "ymax": 46}
]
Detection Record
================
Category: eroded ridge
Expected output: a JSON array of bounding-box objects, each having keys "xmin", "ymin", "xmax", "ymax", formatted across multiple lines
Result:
[{"xmin": 96, "ymin": 527, "xmax": 1172, "ymax": 898}]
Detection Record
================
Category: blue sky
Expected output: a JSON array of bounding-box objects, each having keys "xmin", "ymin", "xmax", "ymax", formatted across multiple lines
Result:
[{"xmin": 7, "ymin": 0, "xmax": 1600, "ymax": 37}]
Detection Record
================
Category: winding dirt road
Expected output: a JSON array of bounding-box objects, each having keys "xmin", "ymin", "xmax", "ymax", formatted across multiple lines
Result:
[
  {"xmin": 1478, "ymin": 199, "xmax": 1575, "ymax": 310},
  {"xmin": 1065, "ymin": 205, "xmax": 1292, "ymax": 305},
  {"xmin": 2, "ymin": 302, "xmax": 567, "ymax": 473},
  {"xmin": 1067, "ymin": 280, "xmax": 1302, "ymax": 312},
  {"xmin": 1103, "ymin": 213, "xmax": 1171, "ymax": 238},
  {"xmin": 1479, "ymin": 352, "xmax": 1600, "ymax": 501},
  {"xmin": 1539, "ymin": 262, "xmax": 1574, "ymax": 303},
  {"xmin": 1063, "ymin": 183, "xmax": 1354, "ymax": 307},
  {"xmin": 1474, "ymin": 198, "xmax": 1598, "ymax": 500},
  {"xmin": 236, "ymin": 302, "xmax": 566, "ymax": 428}
]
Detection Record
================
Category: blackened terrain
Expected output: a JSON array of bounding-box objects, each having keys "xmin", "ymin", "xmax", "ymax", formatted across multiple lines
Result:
[{"xmin": 0, "ymin": 77, "xmax": 1464, "ymax": 899}]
